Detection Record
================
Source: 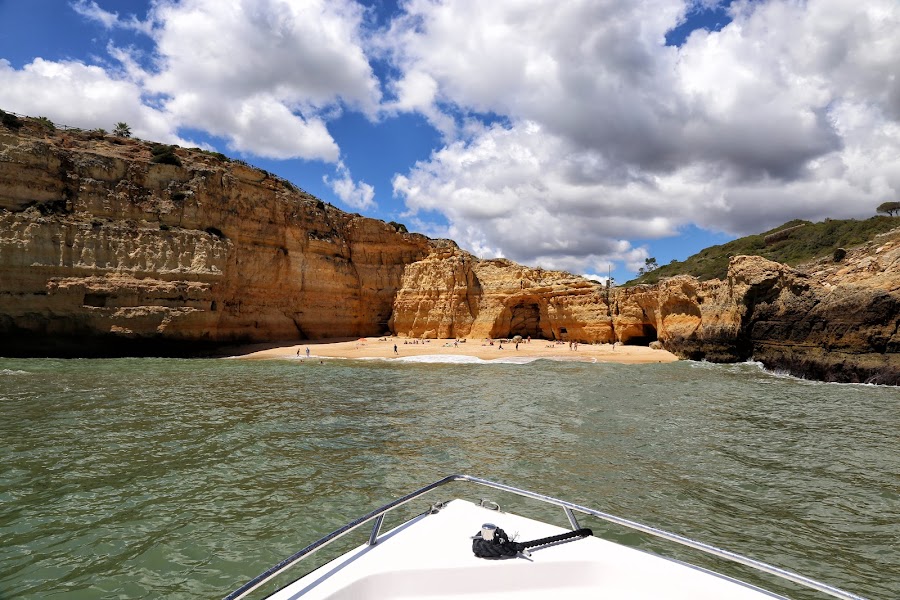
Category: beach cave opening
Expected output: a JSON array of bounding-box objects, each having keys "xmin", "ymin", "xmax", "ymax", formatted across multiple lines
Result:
[
  {"xmin": 623, "ymin": 324, "xmax": 658, "ymax": 346},
  {"xmin": 507, "ymin": 303, "xmax": 542, "ymax": 339}
]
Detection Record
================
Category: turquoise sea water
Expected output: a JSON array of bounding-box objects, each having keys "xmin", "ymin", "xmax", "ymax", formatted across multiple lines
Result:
[{"xmin": 0, "ymin": 356, "xmax": 897, "ymax": 600}]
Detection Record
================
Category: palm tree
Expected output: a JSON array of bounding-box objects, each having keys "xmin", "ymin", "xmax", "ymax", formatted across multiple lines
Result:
[{"xmin": 113, "ymin": 122, "xmax": 132, "ymax": 138}]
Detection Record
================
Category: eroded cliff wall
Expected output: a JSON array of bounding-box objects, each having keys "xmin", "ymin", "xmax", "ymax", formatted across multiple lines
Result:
[
  {"xmin": 390, "ymin": 246, "xmax": 612, "ymax": 342},
  {"xmin": 2, "ymin": 119, "xmax": 897, "ymax": 383},
  {"xmin": 0, "ymin": 121, "xmax": 431, "ymax": 355},
  {"xmin": 389, "ymin": 233, "xmax": 900, "ymax": 384}
]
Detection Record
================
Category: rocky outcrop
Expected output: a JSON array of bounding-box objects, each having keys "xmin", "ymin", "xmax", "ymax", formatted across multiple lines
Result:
[
  {"xmin": 739, "ymin": 237, "xmax": 900, "ymax": 384},
  {"xmin": 0, "ymin": 120, "xmax": 431, "ymax": 356},
  {"xmin": 2, "ymin": 117, "xmax": 897, "ymax": 383},
  {"xmin": 646, "ymin": 249, "xmax": 899, "ymax": 384},
  {"xmin": 390, "ymin": 233, "xmax": 900, "ymax": 384},
  {"xmin": 643, "ymin": 241, "xmax": 900, "ymax": 384},
  {"xmin": 390, "ymin": 247, "xmax": 612, "ymax": 341}
]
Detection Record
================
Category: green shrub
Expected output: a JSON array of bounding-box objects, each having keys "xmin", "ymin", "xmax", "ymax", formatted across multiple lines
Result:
[
  {"xmin": 198, "ymin": 149, "xmax": 228, "ymax": 162},
  {"xmin": 626, "ymin": 216, "xmax": 900, "ymax": 285},
  {"xmin": 151, "ymin": 149, "xmax": 182, "ymax": 167},
  {"xmin": 0, "ymin": 110, "xmax": 23, "ymax": 129},
  {"xmin": 35, "ymin": 116, "xmax": 55, "ymax": 130}
]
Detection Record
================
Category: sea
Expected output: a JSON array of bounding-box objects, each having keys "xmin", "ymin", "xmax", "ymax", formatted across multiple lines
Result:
[{"xmin": 0, "ymin": 355, "xmax": 897, "ymax": 600}]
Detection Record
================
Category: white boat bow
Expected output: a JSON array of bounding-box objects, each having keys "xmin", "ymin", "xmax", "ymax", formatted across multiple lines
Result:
[{"xmin": 224, "ymin": 474, "xmax": 868, "ymax": 600}]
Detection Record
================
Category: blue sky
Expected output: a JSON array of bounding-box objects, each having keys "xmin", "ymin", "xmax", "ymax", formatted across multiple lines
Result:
[{"xmin": 1, "ymin": 0, "xmax": 898, "ymax": 284}]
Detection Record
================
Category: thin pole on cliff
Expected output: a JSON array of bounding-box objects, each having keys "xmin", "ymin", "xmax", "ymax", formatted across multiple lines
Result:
[
  {"xmin": 607, "ymin": 263, "xmax": 611, "ymax": 296},
  {"xmin": 606, "ymin": 264, "xmax": 612, "ymax": 314}
]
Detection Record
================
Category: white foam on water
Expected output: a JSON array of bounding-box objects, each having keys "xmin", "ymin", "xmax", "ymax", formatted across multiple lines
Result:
[
  {"xmin": 688, "ymin": 358, "xmax": 887, "ymax": 387},
  {"xmin": 0, "ymin": 369, "xmax": 31, "ymax": 375},
  {"xmin": 368, "ymin": 354, "xmax": 541, "ymax": 365}
]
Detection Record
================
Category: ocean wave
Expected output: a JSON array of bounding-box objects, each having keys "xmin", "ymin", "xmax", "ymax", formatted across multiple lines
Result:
[
  {"xmin": 762, "ymin": 367, "xmax": 889, "ymax": 387},
  {"xmin": 0, "ymin": 369, "xmax": 31, "ymax": 375},
  {"xmin": 688, "ymin": 359, "xmax": 888, "ymax": 387},
  {"xmin": 687, "ymin": 359, "xmax": 764, "ymax": 371},
  {"xmin": 371, "ymin": 354, "xmax": 540, "ymax": 365}
]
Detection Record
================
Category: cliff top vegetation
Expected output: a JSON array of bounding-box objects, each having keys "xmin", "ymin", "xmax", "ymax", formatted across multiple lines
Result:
[{"xmin": 627, "ymin": 216, "xmax": 900, "ymax": 285}]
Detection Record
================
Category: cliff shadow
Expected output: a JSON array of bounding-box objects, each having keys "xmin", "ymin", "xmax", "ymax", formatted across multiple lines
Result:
[{"xmin": 622, "ymin": 323, "xmax": 658, "ymax": 346}]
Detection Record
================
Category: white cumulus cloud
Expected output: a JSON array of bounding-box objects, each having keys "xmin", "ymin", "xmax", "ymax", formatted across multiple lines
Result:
[
  {"xmin": 3, "ymin": 0, "xmax": 899, "ymax": 276},
  {"xmin": 0, "ymin": 58, "xmax": 176, "ymax": 141},
  {"xmin": 71, "ymin": 0, "xmax": 153, "ymax": 34},
  {"xmin": 2, "ymin": 0, "xmax": 382, "ymax": 164},
  {"xmin": 386, "ymin": 0, "xmax": 900, "ymax": 274},
  {"xmin": 324, "ymin": 161, "xmax": 376, "ymax": 211},
  {"xmin": 143, "ymin": 0, "xmax": 380, "ymax": 161}
]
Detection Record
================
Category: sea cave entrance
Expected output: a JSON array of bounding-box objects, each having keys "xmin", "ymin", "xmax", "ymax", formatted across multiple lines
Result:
[
  {"xmin": 623, "ymin": 324, "xmax": 658, "ymax": 346},
  {"xmin": 507, "ymin": 303, "xmax": 542, "ymax": 339}
]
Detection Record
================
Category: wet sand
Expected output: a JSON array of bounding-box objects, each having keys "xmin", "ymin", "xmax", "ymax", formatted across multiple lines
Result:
[{"xmin": 231, "ymin": 337, "xmax": 678, "ymax": 364}]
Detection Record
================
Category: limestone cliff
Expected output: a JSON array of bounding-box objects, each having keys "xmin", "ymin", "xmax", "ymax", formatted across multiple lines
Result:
[
  {"xmin": 389, "ymin": 232, "xmax": 900, "ymax": 384},
  {"xmin": 736, "ymin": 235, "xmax": 900, "ymax": 384},
  {"xmin": 2, "ymin": 116, "xmax": 897, "ymax": 383},
  {"xmin": 390, "ymin": 246, "xmax": 611, "ymax": 341},
  {"xmin": 389, "ymin": 245, "xmax": 711, "ymax": 350},
  {"xmin": 632, "ymin": 234, "xmax": 900, "ymax": 384},
  {"xmin": 0, "ymin": 119, "xmax": 431, "ymax": 355}
]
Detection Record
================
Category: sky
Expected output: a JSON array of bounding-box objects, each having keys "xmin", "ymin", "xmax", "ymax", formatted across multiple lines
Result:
[{"xmin": 1, "ymin": 1, "xmax": 898, "ymax": 283}]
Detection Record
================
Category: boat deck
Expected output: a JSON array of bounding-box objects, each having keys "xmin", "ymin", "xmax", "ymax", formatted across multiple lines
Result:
[{"xmin": 265, "ymin": 499, "xmax": 784, "ymax": 599}]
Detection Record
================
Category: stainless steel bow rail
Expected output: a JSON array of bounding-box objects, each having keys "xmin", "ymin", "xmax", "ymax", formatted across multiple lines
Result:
[{"xmin": 223, "ymin": 474, "xmax": 868, "ymax": 600}]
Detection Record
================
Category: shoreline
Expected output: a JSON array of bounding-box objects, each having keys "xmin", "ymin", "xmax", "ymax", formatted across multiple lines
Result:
[{"xmin": 229, "ymin": 337, "xmax": 679, "ymax": 364}]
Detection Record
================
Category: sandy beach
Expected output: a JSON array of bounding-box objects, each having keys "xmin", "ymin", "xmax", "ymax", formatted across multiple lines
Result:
[{"xmin": 232, "ymin": 337, "xmax": 678, "ymax": 364}]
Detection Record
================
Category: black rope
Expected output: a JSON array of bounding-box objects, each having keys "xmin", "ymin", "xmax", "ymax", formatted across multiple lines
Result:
[{"xmin": 472, "ymin": 527, "xmax": 593, "ymax": 559}]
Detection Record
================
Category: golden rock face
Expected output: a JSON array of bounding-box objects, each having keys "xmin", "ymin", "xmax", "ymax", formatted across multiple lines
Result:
[
  {"xmin": 0, "ymin": 123, "xmax": 432, "ymax": 354},
  {"xmin": 391, "ymin": 242, "xmax": 900, "ymax": 383},
  {"xmin": 390, "ymin": 249, "xmax": 614, "ymax": 342},
  {"xmin": 2, "ymin": 121, "xmax": 898, "ymax": 383}
]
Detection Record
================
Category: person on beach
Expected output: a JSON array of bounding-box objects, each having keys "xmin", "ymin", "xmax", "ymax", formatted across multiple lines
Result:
[
  {"xmin": 394, "ymin": 344, "xmax": 398, "ymax": 354},
  {"xmin": 306, "ymin": 347, "xmax": 310, "ymax": 358}
]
